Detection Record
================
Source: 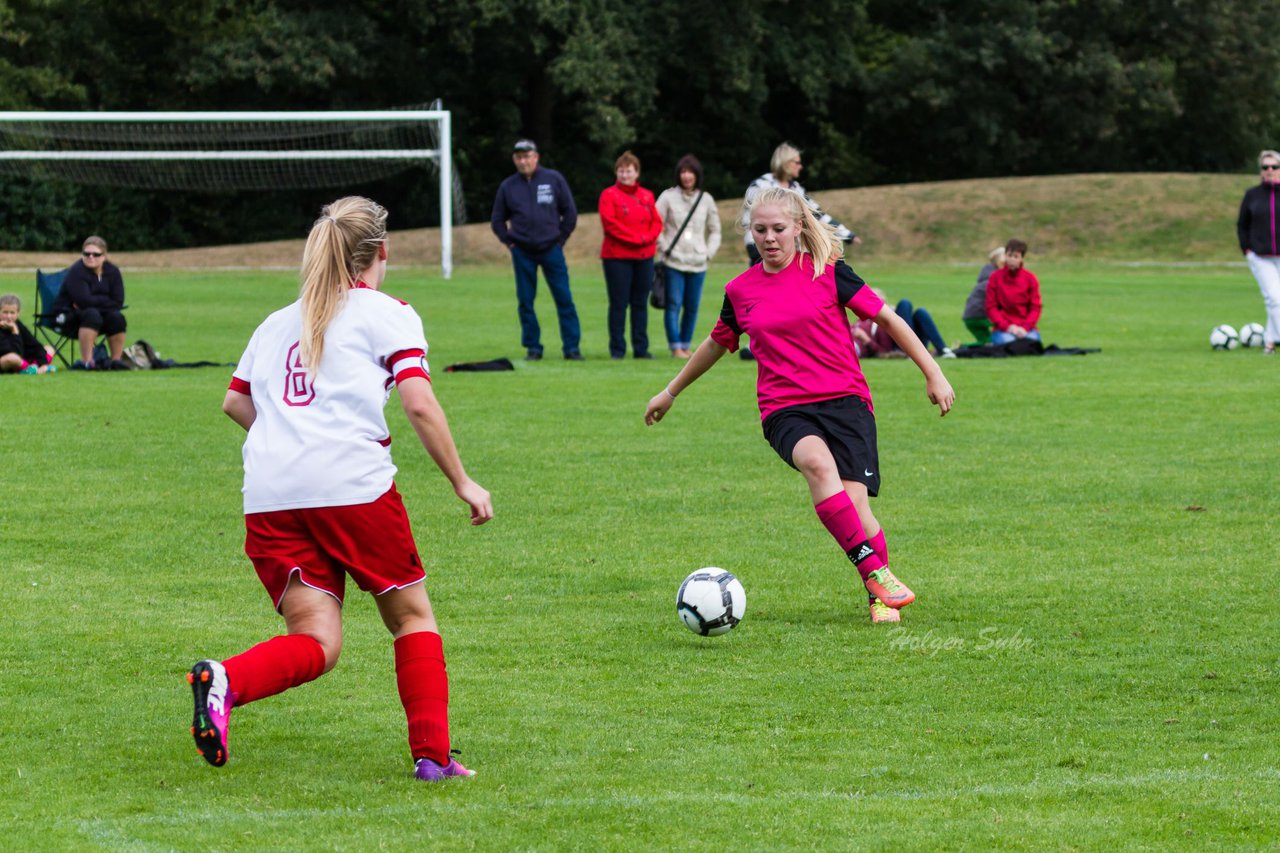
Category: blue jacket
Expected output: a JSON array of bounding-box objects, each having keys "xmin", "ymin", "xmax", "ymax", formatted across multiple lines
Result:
[{"xmin": 490, "ymin": 166, "xmax": 577, "ymax": 253}]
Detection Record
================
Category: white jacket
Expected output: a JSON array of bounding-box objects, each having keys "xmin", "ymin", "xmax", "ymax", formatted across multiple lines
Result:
[{"xmin": 655, "ymin": 188, "xmax": 722, "ymax": 273}]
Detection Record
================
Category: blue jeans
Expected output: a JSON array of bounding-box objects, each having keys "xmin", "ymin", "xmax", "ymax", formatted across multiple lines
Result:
[
  {"xmin": 663, "ymin": 267, "xmax": 706, "ymax": 350},
  {"xmin": 511, "ymin": 243, "xmax": 581, "ymax": 355},
  {"xmin": 991, "ymin": 329, "xmax": 1041, "ymax": 345},
  {"xmin": 602, "ymin": 257, "xmax": 653, "ymax": 357},
  {"xmin": 895, "ymin": 299, "xmax": 947, "ymax": 354}
]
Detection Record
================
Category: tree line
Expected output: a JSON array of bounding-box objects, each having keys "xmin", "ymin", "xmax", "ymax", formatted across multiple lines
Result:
[{"xmin": 1, "ymin": 0, "xmax": 1276, "ymax": 251}]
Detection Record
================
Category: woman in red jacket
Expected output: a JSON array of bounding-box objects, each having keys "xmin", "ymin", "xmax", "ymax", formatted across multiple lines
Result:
[
  {"xmin": 599, "ymin": 151, "xmax": 663, "ymax": 359},
  {"xmin": 985, "ymin": 238, "xmax": 1042, "ymax": 345}
]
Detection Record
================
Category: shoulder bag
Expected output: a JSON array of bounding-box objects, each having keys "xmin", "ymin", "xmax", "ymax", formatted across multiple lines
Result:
[{"xmin": 651, "ymin": 190, "xmax": 705, "ymax": 310}]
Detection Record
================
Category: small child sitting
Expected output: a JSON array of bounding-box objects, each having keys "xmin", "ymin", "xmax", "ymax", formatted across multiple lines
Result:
[{"xmin": 0, "ymin": 293, "xmax": 57, "ymax": 374}]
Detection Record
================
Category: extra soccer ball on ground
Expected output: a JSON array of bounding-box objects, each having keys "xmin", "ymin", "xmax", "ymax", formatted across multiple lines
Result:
[
  {"xmin": 1239, "ymin": 322, "xmax": 1265, "ymax": 348},
  {"xmin": 677, "ymin": 568, "xmax": 746, "ymax": 636},
  {"xmin": 1210, "ymin": 324, "xmax": 1239, "ymax": 350}
]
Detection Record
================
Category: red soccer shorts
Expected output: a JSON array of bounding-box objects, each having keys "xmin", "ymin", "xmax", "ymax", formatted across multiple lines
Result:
[{"xmin": 244, "ymin": 484, "xmax": 426, "ymax": 609}]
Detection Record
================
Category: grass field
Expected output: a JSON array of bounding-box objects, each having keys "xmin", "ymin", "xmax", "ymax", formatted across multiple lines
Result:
[{"xmin": 1, "ymin": 260, "xmax": 1277, "ymax": 849}]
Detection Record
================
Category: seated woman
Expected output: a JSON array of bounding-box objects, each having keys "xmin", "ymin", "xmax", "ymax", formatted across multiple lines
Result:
[
  {"xmin": 52, "ymin": 235, "xmax": 128, "ymax": 370},
  {"xmin": 853, "ymin": 289, "xmax": 954, "ymax": 359},
  {"xmin": 985, "ymin": 238, "xmax": 1041, "ymax": 345}
]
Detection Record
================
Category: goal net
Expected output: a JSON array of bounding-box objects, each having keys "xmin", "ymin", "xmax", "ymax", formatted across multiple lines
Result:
[{"xmin": 0, "ymin": 106, "xmax": 460, "ymax": 277}]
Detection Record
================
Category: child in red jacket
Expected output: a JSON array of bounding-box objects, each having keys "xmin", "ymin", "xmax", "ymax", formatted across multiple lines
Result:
[{"xmin": 985, "ymin": 238, "xmax": 1042, "ymax": 345}]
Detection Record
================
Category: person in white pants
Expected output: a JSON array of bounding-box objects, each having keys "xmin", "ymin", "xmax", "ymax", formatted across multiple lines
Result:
[{"xmin": 1236, "ymin": 148, "xmax": 1280, "ymax": 354}]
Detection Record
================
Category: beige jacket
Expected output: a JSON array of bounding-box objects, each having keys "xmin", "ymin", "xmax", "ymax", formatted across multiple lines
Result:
[{"xmin": 655, "ymin": 188, "xmax": 722, "ymax": 273}]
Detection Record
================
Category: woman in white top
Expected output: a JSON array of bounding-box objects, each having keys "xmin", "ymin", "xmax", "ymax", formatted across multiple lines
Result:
[
  {"xmin": 187, "ymin": 196, "xmax": 492, "ymax": 783},
  {"xmin": 656, "ymin": 154, "xmax": 721, "ymax": 358}
]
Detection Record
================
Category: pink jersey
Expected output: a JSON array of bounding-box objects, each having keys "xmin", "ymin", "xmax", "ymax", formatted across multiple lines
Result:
[
  {"xmin": 710, "ymin": 254, "xmax": 884, "ymax": 420},
  {"xmin": 229, "ymin": 285, "xmax": 430, "ymax": 513}
]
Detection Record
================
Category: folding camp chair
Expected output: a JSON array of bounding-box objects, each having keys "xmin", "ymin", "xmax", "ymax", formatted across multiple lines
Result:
[{"xmin": 33, "ymin": 267, "xmax": 74, "ymax": 368}]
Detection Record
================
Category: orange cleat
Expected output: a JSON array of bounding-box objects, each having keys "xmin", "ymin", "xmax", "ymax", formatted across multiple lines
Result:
[
  {"xmin": 869, "ymin": 597, "xmax": 901, "ymax": 624},
  {"xmin": 864, "ymin": 568, "xmax": 915, "ymax": 609}
]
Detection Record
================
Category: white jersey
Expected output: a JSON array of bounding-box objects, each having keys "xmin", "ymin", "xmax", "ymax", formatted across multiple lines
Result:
[{"xmin": 230, "ymin": 286, "xmax": 430, "ymax": 513}]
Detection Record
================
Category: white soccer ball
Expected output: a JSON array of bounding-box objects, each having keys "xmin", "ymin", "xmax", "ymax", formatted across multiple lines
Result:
[
  {"xmin": 1210, "ymin": 324, "xmax": 1239, "ymax": 350},
  {"xmin": 677, "ymin": 568, "xmax": 746, "ymax": 636},
  {"xmin": 1240, "ymin": 322, "xmax": 1265, "ymax": 348}
]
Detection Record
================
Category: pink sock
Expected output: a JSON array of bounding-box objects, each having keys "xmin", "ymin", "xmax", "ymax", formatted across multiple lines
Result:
[
  {"xmin": 222, "ymin": 634, "xmax": 326, "ymax": 705},
  {"xmin": 814, "ymin": 492, "xmax": 885, "ymax": 580},
  {"xmin": 870, "ymin": 530, "xmax": 888, "ymax": 565},
  {"xmin": 394, "ymin": 631, "xmax": 451, "ymax": 764}
]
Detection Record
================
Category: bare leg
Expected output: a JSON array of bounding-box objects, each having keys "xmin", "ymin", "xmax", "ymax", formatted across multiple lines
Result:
[
  {"xmin": 279, "ymin": 576, "xmax": 344, "ymax": 673},
  {"xmin": 78, "ymin": 327, "xmax": 98, "ymax": 363}
]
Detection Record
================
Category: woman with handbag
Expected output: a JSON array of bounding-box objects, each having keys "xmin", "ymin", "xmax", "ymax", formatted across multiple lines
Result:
[
  {"xmin": 655, "ymin": 154, "xmax": 721, "ymax": 358},
  {"xmin": 599, "ymin": 150, "xmax": 663, "ymax": 359}
]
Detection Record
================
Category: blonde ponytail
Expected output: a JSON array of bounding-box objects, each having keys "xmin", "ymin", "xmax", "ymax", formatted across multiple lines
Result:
[
  {"xmin": 742, "ymin": 186, "xmax": 843, "ymax": 279},
  {"xmin": 298, "ymin": 196, "xmax": 388, "ymax": 370}
]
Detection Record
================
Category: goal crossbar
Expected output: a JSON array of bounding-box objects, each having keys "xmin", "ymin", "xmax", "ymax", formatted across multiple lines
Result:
[{"xmin": 0, "ymin": 110, "xmax": 455, "ymax": 277}]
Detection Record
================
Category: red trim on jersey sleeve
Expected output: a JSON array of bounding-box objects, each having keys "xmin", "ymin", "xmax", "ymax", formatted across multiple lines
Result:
[
  {"xmin": 388, "ymin": 348, "xmax": 430, "ymax": 385},
  {"xmin": 386, "ymin": 348, "xmax": 425, "ymax": 369},
  {"xmin": 395, "ymin": 366, "xmax": 431, "ymax": 384},
  {"xmin": 229, "ymin": 376, "xmax": 251, "ymax": 394},
  {"xmin": 377, "ymin": 436, "xmax": 392, "ymax": 447},
  {"xmin": 710, "ymin": 318, "xmax": 740, "ymax": 352}
]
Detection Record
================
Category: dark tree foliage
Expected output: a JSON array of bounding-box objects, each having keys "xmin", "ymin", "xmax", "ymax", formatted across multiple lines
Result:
[{"xmin": 0, "ymin": 0, "xmax": 1276, "ymax": 249}]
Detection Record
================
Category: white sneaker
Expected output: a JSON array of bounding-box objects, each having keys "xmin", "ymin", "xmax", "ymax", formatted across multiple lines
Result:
[{"xmin": 940, "ymin": 347, "xmax": 957, "ymax": 359}]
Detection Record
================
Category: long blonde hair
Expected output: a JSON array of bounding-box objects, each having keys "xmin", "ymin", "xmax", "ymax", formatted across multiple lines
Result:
[
  {"xmin": 298, "ymin": 196, "xmax": 388, "ymax": 369},
  {"xmin": 742, "ymin": 186, "xmax": 843, "ymax": 279}
]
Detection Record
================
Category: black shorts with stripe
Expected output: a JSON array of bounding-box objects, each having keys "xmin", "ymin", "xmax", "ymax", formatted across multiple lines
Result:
[{"xmin": 761, "ymin": 395, "xmax": 880, "ymax": 496}]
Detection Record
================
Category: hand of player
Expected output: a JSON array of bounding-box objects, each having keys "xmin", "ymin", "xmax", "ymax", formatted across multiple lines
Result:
[
  {"xmin": 927, "ymin": 373, "xmax": 955, "ymax": 417},
  {"xmin": 1007, "ymin": 324, "xmax": 1026, "ymax": 338},
  {"xmin": 645, "ymin": 390, "xmax": 674, "ymax": 426},
  {"xmin": 455, "ymin": 478, "xmax": 493, "ymax": 526}
]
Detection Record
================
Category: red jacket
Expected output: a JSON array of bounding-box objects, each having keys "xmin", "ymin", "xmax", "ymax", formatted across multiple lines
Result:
[
  {"xmin": 985, "ymin": 266, "xmax": 1042, "ymax": 331},
  {"xmin": 599, "ymin": 182, "xmax": 662, "ymax": 259}
]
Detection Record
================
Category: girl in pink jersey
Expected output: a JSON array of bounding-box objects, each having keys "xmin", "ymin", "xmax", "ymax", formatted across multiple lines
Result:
[
  {"xmin": 645, "ymin": 187, "xmax": 953, "ymax": 624},
  {"xmin": 187, "ymin": 196, "xmax": 492, "ymax": 781}
]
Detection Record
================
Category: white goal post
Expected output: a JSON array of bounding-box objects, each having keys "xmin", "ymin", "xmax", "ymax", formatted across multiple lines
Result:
[{"xmin": 0, "ymin": 109, "xmax": 457, "ymax": 278}]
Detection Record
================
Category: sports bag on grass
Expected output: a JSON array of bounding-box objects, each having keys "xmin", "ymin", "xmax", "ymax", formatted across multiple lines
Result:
[{"xmin": 650, "ymin": 190, "xmax": 704, "ymax": 310}]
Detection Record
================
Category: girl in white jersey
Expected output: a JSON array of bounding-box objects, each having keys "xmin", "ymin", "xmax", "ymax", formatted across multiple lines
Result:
[
  {"xmin": 645, "ymin": 187, "xmax": 953, "ymax": 624},
  {"xmin": 187, "ymin": 196, "xmax": 492, "ymax": 782}
]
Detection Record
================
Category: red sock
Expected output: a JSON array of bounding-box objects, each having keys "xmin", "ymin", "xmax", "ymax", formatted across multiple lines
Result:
[
  {"xmin": 815, "ymin": 492, "xmax": 885, "ymax": 581},
  {"xmin": 222, "ymin": 634, "xmax": 326, "ymax": 705},
  {"xmin": 394, "ymin": 631, "xmax": 451, "ymax": 764}
]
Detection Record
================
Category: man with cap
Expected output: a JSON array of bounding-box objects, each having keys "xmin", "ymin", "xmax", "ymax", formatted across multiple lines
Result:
[{"xmin": 490, "ymin": 139, "xmax": 583, "ymax": 360}]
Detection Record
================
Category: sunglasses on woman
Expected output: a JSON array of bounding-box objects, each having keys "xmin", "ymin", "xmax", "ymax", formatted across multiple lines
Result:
[{"xmin": 82, "ymin": 251, "xmax": 104, "ymax": 257}]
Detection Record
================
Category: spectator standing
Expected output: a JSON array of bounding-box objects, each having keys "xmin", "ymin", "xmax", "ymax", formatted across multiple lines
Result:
[
  {"xmin": 490, "ymin": 139, "xmax": 583, "ymax": 361},
  {"xmin": 962, "ymin": 246, "xmax": 1004, "ymax": 345},
  {"xmin": 599, "ymin": 151, "xmax": 663, "ymax": 359},
  {"xmin": 985, "ymin": 238, "xmax": 1042, "ymax": 345},
  {"xmin": 52, "ymin": 235, "xmax": 128, "ymax": 370},
  {"xmin": 1236, "ymin": 148, "xmax": 1280, "ymax": 355},
  {"xmin": 737, "ymin": 142, "xmax": 859, "ymax": 360},
  {"xmin": 655, "ymin": 154, "xmax": 721, "ymax": 358}
]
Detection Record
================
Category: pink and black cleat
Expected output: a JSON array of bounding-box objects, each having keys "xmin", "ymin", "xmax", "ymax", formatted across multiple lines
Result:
[{"xmin": 188, "ymin": 659, "xmax": 233, "ymax": 767}]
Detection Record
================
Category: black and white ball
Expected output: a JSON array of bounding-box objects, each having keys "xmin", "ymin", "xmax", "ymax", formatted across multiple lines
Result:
[
  {"xmin": 677, "ymin": 568, "xmax": 746, "ymax": 636},
  {"xmin": 1210, "ymin": 324, "xmax": 1239, "ymax": 350},
  {"xmin": 1240, "ymin": 322, "xmax": 1265, "ymax": 348}
]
